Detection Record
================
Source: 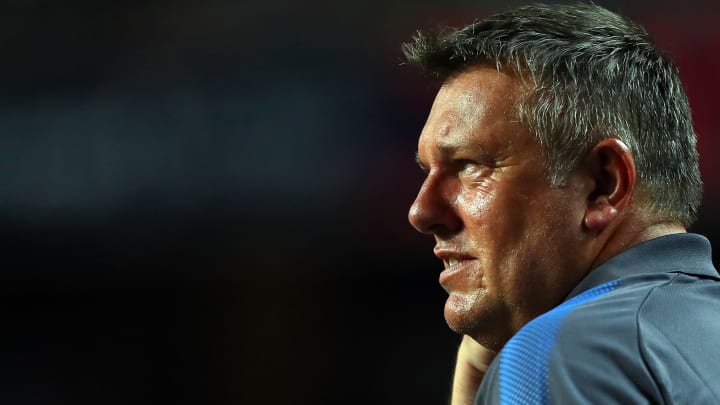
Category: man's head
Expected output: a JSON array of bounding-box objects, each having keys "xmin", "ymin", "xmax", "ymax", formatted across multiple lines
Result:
[
  {"xmin": 405, "ymin": 3, "xmax": 701, "ymax": 226},
  {"xmin": 405, "ymin": 3, "xmax": 701, "ymax": 349}
]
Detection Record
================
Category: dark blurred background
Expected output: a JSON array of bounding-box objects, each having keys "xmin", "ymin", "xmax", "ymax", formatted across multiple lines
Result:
[{"xmin": 0, "ymin": 0, "xmax": 717, "ymax": 404}]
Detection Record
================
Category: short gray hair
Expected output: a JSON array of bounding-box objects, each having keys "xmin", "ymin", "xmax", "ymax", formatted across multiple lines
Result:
[{"xmin": 402, "ymin": 3, "xmax": 702, "ymax": 227}]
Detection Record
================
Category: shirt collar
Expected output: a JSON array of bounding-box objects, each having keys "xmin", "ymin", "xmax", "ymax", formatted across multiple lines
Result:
[{"xmin": 565, "ymin": 233, "xmax": 718, "ymax": 301}]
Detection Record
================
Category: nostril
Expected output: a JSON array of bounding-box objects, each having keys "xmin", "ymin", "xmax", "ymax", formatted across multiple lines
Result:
[
  {"xmin": 409, "ymin": 195, "xmax": 447, "ymax": 235},
  {"xmin": 410, "ymin": 193, "xmax": 463, "ymax": 237},
  {"xmin": 409, "ymin": 174, "xmax": 463, "ymax": 236}
]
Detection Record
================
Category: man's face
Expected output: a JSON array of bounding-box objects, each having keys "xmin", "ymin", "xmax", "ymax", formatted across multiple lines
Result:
[{"xmin": 409, "ymin": 66, "xmax": 591, "ymax": 348}]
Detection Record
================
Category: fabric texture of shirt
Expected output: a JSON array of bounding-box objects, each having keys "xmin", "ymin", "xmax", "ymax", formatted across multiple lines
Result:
[{"xmin": 474, "ymin": 233, "xmax": 720, "ymax": 404}]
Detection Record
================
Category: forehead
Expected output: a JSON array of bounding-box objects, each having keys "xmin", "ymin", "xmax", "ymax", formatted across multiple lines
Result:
[
  {"xmin": 437, "ymin": 66, "xmax": 522, "ymax": 116},
  {"xmin": 417, "ymin": 66, "xmax": 531, "ymax": 161}
]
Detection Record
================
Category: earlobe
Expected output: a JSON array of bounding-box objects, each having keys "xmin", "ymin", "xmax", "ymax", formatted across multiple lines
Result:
[
  {"xmin": 584, "ymin": 196, "xmax": 619, "ymax": 231},
  {"xmin": 582, "ymin": 139, "xmax": 636, "ymax": 233}
]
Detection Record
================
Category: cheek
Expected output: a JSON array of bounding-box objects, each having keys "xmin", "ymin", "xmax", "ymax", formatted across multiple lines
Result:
[
  {"xmin": 456, "ymin": 184, "xmax": 540, "ymax": 261},
  {"xmin": 459, "ymin": 187, "xmax": 536, "ymax": 284},
  {"xmin": 455, "ymin": 183, "xmax": 494, "ymax": 220},
  {"xmin": 517, "ymin": 195, "xmax": 587, "ymax": 291}
]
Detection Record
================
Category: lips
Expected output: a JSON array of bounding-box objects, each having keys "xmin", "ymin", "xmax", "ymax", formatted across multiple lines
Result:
[
  {"xmin": 434, "ymin": 249, "xmax": 477, "ymax": 286},
  {"xmin": 439, "ymin": 258, "xmax": 476, "ymax": 285},
  {"xmin": 434, "ymin": 249, "xmax": 475, "ymax": 269}
]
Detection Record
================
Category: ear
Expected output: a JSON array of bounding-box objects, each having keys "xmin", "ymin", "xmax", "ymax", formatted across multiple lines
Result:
[{"xmin": 583, "ymin": 138, "xmax": 636, "ymax": 233}]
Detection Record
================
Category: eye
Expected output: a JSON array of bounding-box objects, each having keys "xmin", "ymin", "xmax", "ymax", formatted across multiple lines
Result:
[
  {"xmin": 454, "ymin": 159, "xmax": 477, "ymax": 173},
  {"xmin": 456, "ymin": 160, "xmax": 492, "ymax": 180}
]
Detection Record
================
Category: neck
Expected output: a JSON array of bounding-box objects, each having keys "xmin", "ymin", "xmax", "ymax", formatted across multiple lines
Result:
[{"xmin": 590, "ymin": 219, "xmax": 686, "ymax": 270}]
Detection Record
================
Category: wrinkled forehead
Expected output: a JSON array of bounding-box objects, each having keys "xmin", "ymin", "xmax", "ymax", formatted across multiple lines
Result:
[
  {"xmin": 420, "ymin": 65, "xmax": 527, "ymax": 146},
  {"xmin": 437, "ymin": 65, "xmax": 524, "ymax": 116},
  {"xmin": 418, "ymin": 65, "xmax": 534, "ymax": 159}
]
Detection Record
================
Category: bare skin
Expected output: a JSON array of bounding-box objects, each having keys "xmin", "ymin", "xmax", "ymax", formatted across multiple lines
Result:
[
  {"xmin": 408, "ymin": 66, "xmax": 685, "ymax": 404},
  {"xmin": 451, "ymin": 336, "xmax": 496, "ymax": 405}
]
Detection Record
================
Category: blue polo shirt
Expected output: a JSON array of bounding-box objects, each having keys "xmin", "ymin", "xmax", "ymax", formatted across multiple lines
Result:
[{"xmin": 475, "ymin": 233, "xmax": 720, "ymax": 404}]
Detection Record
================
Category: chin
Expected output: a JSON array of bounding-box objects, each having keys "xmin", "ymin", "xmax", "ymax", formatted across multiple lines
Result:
[
  {"xmin": 444, "ymin": 294, "xmax": 510, "ymax": 349},
  {"xmin": 444, "ymin": 295, "xmax": 482, "ymax": 333}
]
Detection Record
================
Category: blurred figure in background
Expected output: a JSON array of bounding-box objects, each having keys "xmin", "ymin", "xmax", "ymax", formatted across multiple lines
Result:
[{"xmin": 405, "ymin": 3, "xmax": 720, "ymax": 404}]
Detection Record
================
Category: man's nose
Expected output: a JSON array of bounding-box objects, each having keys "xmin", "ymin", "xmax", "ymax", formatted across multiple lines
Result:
[{"xmin": 408, "ymin": 175, "xmax": 461, "ymax": 236}]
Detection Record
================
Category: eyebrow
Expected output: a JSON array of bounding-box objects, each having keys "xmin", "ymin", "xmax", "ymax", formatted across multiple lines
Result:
[{"xmin": 415, "ymin": 143, "xmax": 463, "ymax": 170}]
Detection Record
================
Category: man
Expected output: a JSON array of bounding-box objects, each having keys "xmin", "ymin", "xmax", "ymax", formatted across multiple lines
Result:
[{"xmin": 404, "ymin": 3, "xmax": 720, "ymax": 404}]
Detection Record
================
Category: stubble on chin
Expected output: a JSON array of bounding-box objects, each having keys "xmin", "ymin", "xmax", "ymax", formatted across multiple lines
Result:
[
  {"xmin": 444, "ymin": 289, "xmax": 486, "ymax": 333},
  {"xmin": 445, "ymin": 288, "xmax": 514, "ymax": 350}
]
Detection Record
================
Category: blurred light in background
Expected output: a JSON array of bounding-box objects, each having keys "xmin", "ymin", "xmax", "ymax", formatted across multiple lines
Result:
[{"xmin": 0, "ymin": 1, "xmax": 717, "ymax": 404}]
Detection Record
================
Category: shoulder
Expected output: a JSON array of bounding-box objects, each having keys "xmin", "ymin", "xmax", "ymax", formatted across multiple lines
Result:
[
  {"xmin": 488, "ymin": 280, "xmax": 654, "ymax": 404},
  {"xmin": 636, "ymin": 272, "xmax": 720, "ymax": 402},
  {"xmin": 546, "ymin": 277, "xmax": 662, "ymax": 403},
  {"xmin": 549, "ymin": 272, "xmax": 720, "ymax": 403}
]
